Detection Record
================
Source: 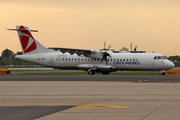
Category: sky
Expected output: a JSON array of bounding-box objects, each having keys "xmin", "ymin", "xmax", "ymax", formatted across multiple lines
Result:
[{"xmin": 0, "ymin": 0, "xmax": 179, "ymax": 56}]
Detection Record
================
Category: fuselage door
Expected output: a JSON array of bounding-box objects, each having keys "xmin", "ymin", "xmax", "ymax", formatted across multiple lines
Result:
[{"xmin": 49, "ymin": 57, "xmax": 54, "ymax": 66}]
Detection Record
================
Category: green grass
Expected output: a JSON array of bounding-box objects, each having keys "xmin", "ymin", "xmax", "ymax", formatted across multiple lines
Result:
[
  {"xmin": 0, "ymin": 69, "xmax": 45, "ymax": 71},
  {"xmin": 109, "ymin": 72, "xmax": 161, "ymax": 75},
  {"xmin": 10, "ymin": 72, "xmax": 161, "ymax": 75}
]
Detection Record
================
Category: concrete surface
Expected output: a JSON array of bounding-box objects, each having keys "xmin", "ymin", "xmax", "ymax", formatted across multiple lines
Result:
[{"xmin": 0, "ymin": 77, "xmax": 180, "ymax": 120}]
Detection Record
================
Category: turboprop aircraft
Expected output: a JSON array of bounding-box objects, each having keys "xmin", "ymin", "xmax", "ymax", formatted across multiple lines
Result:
[{"xmin": 8, "ymin": 25, "xmax": 175, "ymax": 75}]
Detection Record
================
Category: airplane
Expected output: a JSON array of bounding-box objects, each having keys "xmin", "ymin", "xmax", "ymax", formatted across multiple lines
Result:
[{"xmin": 8, "ymin": 25, "xmax": 175, "ymax": 75}]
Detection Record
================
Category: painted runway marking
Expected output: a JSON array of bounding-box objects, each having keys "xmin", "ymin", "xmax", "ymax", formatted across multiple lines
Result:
[{"xmin": 70, "ymin": 104, "xmax": 132, "ymax": 109}]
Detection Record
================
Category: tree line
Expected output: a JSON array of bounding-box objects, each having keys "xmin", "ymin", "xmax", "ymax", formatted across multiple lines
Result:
[
  {"xmin": 0, "ymin": 49, "xmax": 180, "ymax": 66},
  {"xmin": 0, "ymin": 49, "xmax": 36, "ymax": 66}
]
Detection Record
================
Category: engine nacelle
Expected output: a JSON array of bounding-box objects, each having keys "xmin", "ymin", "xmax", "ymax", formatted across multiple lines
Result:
[
  {"xmin": 78, "ymin": 64, "xmax": 116, "ymax": 72},
  {"xmin": 84, "ymin": 50, "xmax": 104, "ymax": 59}
]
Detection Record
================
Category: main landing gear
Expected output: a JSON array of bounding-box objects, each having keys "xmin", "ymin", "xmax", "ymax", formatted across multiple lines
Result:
[
  {"xmin": 88, "ymin": 70, "xmax": 109, "ymax": 75},
  {"xmin": 88, "ymin": 70, "xmax": 95, "ymax": 75}
]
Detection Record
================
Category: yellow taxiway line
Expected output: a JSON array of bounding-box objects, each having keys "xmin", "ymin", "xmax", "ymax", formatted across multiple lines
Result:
[{"xmin": 70, "ymin": 104, "xmax": 133, "ymax": 109}]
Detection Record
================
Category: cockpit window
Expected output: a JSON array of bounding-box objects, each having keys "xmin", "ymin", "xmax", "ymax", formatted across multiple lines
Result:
[
  {"xmin": 154, "ymin": 56, "xmax": 167, "ymax": 60},
  {"xmin": 157, "ymin": 56, "xmax": 161, "ymax": 59},
  {"xmin": 161, "ymin": 56, "xmax": 167, "ymax": 59}
]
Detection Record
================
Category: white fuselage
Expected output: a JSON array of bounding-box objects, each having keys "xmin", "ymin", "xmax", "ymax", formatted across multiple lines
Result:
[
  {"xmin": 16, "ymin": 51, "xmax": 174, "ymax": 72},
  {"xmin": 10, "ymin": 25, "xmax": 175, "ymax": 74}
]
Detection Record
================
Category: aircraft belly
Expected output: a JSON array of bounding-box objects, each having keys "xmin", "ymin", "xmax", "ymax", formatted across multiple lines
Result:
[
  {"xmin": 77, "ymin": 64, "xmax": 116, "ymax": 72},
  {"xmin": 54, "ymin": 61, "xmax": 79, "ymax": 70}
]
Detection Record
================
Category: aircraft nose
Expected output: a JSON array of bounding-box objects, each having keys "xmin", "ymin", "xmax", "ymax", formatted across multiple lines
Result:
[
  {"xmin": 170, "ymin": 61, "xmax": 175, "ymax": 67},
  {"xmin": 168, "ymin": 61, "xmax": 175, "ymax": 68}
]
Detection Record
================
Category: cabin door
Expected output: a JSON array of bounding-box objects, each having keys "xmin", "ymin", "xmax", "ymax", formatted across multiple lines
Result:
[{"xmin": 49, "ymin": 57, "xmax": 54, "ymax": 66}]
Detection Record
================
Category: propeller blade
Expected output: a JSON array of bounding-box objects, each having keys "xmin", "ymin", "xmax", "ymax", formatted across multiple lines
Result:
[
  {"xmin": 104, "ymin": 41, "xmax": 106, "ymax": 50},
  {"xmin": 103, "ymin": 52, "xmax": 111, "ymax": 65},
  {"xmin": 134, "ymin": 45, "xmax": 138, "ymax": 51},
  {"xmin": 108, "ymin": 45, "xmax": 111, "ymax": 50},
  {"xmin": 101, "ymin": 41, "xmax": 111, "ymax": 65},
  {"xmin": 130, "ymin": 43, "xmax": 132, "ymax": 51}
]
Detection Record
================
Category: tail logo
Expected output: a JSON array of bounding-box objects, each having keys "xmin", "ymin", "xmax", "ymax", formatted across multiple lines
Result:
[{"xmin": 19, "ymin": 26, "xmax": 37, "ymax": 53}]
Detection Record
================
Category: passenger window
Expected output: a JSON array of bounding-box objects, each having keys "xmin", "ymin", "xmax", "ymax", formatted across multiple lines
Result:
[
  {"xmin": 127, "ymin": 59, "xmax": 128, "ymax": 61},
  {"xmin": 107, "ymin": 59, "xmax": 109, "ymax": 61},
  {"xmin": 78, "ymin": 58, "xmax": 80, "ymax": 61},
  {"xmin": 56, "ymin": 58, "xmax": 58, "ymax": 61},
  {"xmin": 120, "ymin": 59, "xmax": 122, "ymax": 61},
  {"xmin": 71, "ymin": 58, "xmax": 73, "ymax": 61},
  {"xmin": 110, "ymin": 59, "xmax": 112, "ymax": 61},
  {"xmin": 114, "ymin": 59, "xmax": 116, "ymax": 61},
  {"xmin": 97, "ymin": 59, "xmax": 99, "ymax": 61},
  {"xmin": 117, "ymin": 59, "xmax": 119, "ymax": 61},
  {"xmin": 81, "ymin": 58, "xmax": 83, "ymax": 61},
  {"xmin": 123, "ymin": 59, "xmax": 125, "ymax": 61},
  {"xmin": 65, "ymin": 58, "xmax": 67, "ymax": 61},
  {"xmin": 59, "ymin": 58, "xmax": 61, "ymax": 61},
  {"xmin": 68, "ymin": 58, "xmax": 70, "ymax": 61},
  {"xmin": 133, "ymin": 59, "xmax": 135, "ymax": 61},
  {"xmin": 94, "ymin": 58, "xmax": 96, "ymax": 61},
  {"xmin": 84, "ymin": 59, "xmax": 86, "ymax": 61},
  {"xmin": 75, "ymin": 58, "xmax": 76, "ymax": 61},
  {"xmin": 130, "ymin": 59, "xmax": 132, "ymax": 61},
  {"xmin": 62, "ymin": 58, "xmax": 64, "ymax": 61},
  {"xmin": 136, "ymin": 59, "xmax": 138, "ymax": 61}
]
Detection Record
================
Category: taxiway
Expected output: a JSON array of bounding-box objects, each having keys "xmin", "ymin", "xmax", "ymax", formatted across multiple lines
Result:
[{"xmin": 0, "ymin": 75, "xmax": 180, "ymax": 120}]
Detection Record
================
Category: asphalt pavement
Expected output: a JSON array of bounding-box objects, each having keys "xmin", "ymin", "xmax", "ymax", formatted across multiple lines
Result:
[{"xmin": 0, "ymin": 75, "xmax": 179, "ymax": 83}]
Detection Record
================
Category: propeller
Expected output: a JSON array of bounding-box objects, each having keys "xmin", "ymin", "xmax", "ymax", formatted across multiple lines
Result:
[
  {"xmin": 134, "ymin": 45, "xmax": 138, "ymax": 51},
  {"xmin": 130, "ymin": 43, "xmax": 138, "ymax": 52},
  {"xmin": 101, "ymin": 41, "xmax": 112, "ymax": 65},
  {"xmin": 104, "ymin": 41, "xmax": 106, "ymax": 49}
]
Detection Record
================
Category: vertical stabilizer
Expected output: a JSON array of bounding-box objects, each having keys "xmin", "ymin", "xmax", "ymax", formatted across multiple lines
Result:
[{"xmin": 8, "ymin": 25, "xmax": 54, "ymax": 54}]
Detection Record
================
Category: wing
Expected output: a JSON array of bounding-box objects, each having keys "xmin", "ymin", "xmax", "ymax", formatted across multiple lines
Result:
[
  {"xmin": 127, "ymin": 51, "xmax": 146, "ymax": 53},
  {"xmin": 49, "ymin": 47, "xmax": 146, "ymax": 56},
  {"xmin": 49, "ymin": 47, "xmax": 91, "ymax": 56}
]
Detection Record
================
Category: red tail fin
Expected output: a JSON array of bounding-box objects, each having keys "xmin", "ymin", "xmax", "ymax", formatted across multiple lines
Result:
[
  {"xmin": 8, "ymin": 25, "xmax": 54, "ymax": 54},
  {"xmin": 17, "ymin": 26, "xmax": 37, "ymax": 53}
]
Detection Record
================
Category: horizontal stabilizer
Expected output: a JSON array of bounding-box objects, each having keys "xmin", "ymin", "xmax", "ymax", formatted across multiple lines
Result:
[{"xmin": 7, "ymin": 29, "xmax": 38, "ymax": 32}]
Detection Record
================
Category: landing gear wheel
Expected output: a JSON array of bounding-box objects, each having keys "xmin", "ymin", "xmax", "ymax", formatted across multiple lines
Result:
[
  {"xmin": 88, "ymin": 70, "xmax": 95, "ymax": 75},
  {"xmin": 102, "ymin": 72, "xmax": 109, "ymax": 75}
]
